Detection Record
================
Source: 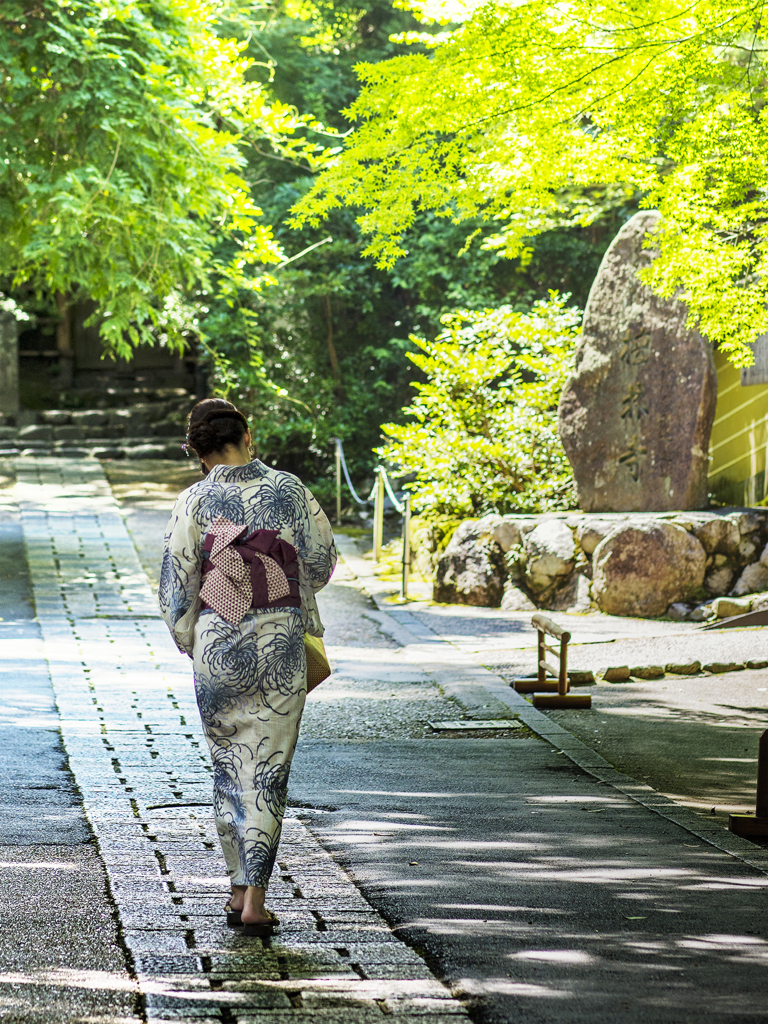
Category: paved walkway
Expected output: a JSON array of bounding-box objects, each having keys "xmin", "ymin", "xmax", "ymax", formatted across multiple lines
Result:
[
  {"xmin": 8, "ymin": 460, "xmax": 768, "ymax": 1024},
  {"xmin": 13, "ymin": 460, "xmax": 469, "ymax": 1024},
  {"xmin": 0, "ymin": 499, "xmax": 137, "ymax": 1024}
]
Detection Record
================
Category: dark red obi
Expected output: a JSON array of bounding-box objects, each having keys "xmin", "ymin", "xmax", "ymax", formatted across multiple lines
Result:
[{"xmin": 201, "ymin": 526, "xmax": 301, "ymax": 613}]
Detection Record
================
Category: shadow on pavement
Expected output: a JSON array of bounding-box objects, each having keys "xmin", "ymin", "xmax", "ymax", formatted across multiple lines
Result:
[{"xmin": 291, "ymin": 738, "xmax": 768, "ymax": 1024}]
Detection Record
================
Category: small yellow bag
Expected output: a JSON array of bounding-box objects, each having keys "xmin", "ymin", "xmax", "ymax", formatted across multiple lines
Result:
[{"xmin": 304, "ymin": 633, "xmax": 331, "ymax": 693}]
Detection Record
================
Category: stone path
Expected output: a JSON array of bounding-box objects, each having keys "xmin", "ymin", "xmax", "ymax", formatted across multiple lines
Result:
[{"xmin": 15, "ymin": 460, "xmax": 469, "ymax": 1024}]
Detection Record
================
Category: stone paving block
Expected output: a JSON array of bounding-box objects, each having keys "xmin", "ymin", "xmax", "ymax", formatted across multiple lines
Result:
[
  {"xmin": 205, "ymin": 952, "xmax": 281, "ymax": 972},
  {"xmin": 287, "ymin": 931, "xmax": 395, "ymax": 947},
  {"xmin": 147, "ymin": 1018, "xmax": 221, "ymax": 1024},
  {"xmin": 335, "ymin": 943, "xmax": 424, "ymax": 964},
  {"xmin": 383, "ymin": 997, "xmax": 469, "ymax": 1015},
  {"xmin": 234, "ymin": 1012, "xmax": 386, "ymax": 1023},
  {"xmin": 213, "ymin": 982, "xmax": 294, "ymax": 1005},
  {"xmin": 280, "ymin": 966, "xmax": 363, "ymax": 981},
  {"xmin": 123, "ymin": 918, "xmax": 191, "ymax": 932},
  {"xmin": 377, "ymin": 1018, "xmax": 471, "ymax": 1024},
  {"xmin": 124, "ymin": 930, "xmax": 191, "ymax": 954},
  {"xmin": 358, "ymin": 964, "xmax": 435, "ymax": 980},
  {"xmin": 141, "ymin": 977, "xmax": 213, "ymax": 992},
  {"xmin": 299, "ymin": 992, "xmax": 381, "ymax": 1009},
  {"xmin": 145, "ymin": 1009, "xmax": 224, "ymax": 1021}
]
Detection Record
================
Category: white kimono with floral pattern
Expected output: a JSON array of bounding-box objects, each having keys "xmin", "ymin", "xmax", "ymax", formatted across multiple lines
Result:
[{"xmin": 159, "ymin": 460, "xmax": 336, "ymax": 887}]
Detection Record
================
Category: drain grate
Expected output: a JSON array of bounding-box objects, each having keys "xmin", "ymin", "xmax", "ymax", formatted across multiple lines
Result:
[{"xmin": 428, "ymin": 718, "xmax": 520, "ymax": 731}]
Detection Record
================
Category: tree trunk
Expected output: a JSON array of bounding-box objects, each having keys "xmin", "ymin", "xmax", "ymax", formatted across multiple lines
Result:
[
  {"xmin": 55, "ymin": 292, "xmax": 74, "ymax": 389},
  {"xmin": 323, "ymin": 294, "xmax": 344, "ymax": 398}
]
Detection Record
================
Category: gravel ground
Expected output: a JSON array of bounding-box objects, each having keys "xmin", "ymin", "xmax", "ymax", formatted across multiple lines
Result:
[{"xmin": 305, "ymin": 563, "xmax": 501, "ymax": 741}]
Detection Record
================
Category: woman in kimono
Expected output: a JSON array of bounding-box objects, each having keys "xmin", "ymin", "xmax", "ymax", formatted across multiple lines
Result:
[{"xmin": 159, "ymin": 398, "xmax": 336, "ymax": 936}]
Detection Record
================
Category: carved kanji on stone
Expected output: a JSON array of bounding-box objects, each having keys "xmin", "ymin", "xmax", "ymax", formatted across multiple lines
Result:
[
  {"xmin": 619, "ymin": 329, "xmax": 651, "ymax": 366},
  {"xmin": 620, "ymin": 382, "xmax": 648, "ymax": 423},
  {"xmin": 617, "ymin": 435, "xmax": 647, "ymax": 482}
]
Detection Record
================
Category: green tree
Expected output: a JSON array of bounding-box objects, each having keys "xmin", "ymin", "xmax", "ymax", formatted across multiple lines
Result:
[
  {"xmin": 0, "ymin": 0, "xmax": 312, "ymax": 356},
  {"xmin": 201, "ymin": 0, "xmax": 626, "ymax": 496},
  {"xmin": 293, "ymin": 0, "xmax": 768, "ymax": 365},
  {"xmin": 379, "ymin": 293, "xmax": 580, "ymax": 518}
]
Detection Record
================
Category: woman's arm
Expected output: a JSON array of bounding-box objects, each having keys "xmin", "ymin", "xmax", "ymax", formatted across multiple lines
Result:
[
  {"xmin": 301, "ymin": 486, "xmax": 337, "ymax": 593},
  {"xmin": 159, "ymin": 491, "xmax": 203, "ymax": 656}
]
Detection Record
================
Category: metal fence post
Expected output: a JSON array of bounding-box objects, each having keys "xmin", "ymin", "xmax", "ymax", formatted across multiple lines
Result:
[
  {"xmin": 373, "ymin": 470, "xmax": 385, "ymax": 563},
  {"xmin": 399, "ymin": 493, "xmax": 411, "ymax": 600},
  {"xmin": 334, "ymin": 440, "xmax": 342, "ymax": 526}
]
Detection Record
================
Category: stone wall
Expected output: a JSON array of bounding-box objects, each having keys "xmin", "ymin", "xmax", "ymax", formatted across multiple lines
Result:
[{"xmin": 430, "ymin": 509, "xmax": 768, "ymax": 620}]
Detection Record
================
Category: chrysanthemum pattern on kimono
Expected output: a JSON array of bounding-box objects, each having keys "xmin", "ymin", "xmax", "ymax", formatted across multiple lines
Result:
[{"xmin": 159, "ymin": 460, "xmax": 336, "ymax": 887}]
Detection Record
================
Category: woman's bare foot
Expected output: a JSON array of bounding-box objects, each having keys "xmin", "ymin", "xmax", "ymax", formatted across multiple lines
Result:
[
  {"xmin": 228, "ymin": 885, "xmax": 275, "ymax": 926},
  {"xmin": 241, "ymin": 885, "xmax": 274, "ymax": 926},
  {"xmin": 228, "ymin": 884, "xmax": 246, "ymax": 912}
]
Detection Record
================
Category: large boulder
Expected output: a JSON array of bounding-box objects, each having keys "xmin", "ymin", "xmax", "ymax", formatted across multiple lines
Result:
[
  {"xmin": 704, "ymin": 560, "xmax": 737, "ymax": 596},
  {"xmin": 558, "ymin": 211, "xmax": 717, "ymax": 512},
  {"xmin": 492, "ymin": 518, "xmax": 527, "ymax": 552},
  {"xmin": 410, "ymin": 517, "xmax": 464, "ymax": 577},
  {"xmin": 736, "ymin": 511, "xmax": 766, "ymax": 536},
  {"xmin": 548, "ymin": 570, "xmax": 592, "ymax": 613},
  {"xmin": 523, "ymin": 520, "xmax": 576, "ymax": 595},
  {"xmin": 500, "ymin": 584, "xmax": 536, "ymax": 612},
  {"xmin": 592, "ymin": 521, "xmax": 706, "ymax": 617},
  {"xmin": 433, "ymin": 516, "xmax": 505, "ymax": 606}
]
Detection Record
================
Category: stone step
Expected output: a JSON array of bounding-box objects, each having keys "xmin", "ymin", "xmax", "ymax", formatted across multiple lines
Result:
[
  {"xmin": 0, "ymin": 438, "xmax": 187, "ymax": 461},
  {"xmin": 55, "ymin": 386, "xmax": 192, "ymax": 410},
  {"xmin": 11, "ymin": 421, "xmax": 183, "ymax": 442},
  {"xmin": 4, "ymin": 400, "xmax": 190, "ymax": 428}
]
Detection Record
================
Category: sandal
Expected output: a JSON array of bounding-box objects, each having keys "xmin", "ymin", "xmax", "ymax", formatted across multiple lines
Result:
[
  {"xmin": 225, "ymin": 901, "xmax": 279, "ymax": 929},
  {"xmin": 242, "ymin": 919, "xmax": 275, "ymax": 938},
  {"xmin": 225, "ymin": 902, "xmax": 242, "ymax": 927}
]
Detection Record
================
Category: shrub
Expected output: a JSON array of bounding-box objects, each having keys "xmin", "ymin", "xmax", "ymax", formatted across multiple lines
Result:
[{"xmin": 379, "ymin": 293, "xmax": 580, "ymax": 519}]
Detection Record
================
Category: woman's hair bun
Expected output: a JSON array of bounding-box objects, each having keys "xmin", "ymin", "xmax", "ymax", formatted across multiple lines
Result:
[{"xmin": 186, "ymin": 398, "xmax": 249, "ymax": 459}]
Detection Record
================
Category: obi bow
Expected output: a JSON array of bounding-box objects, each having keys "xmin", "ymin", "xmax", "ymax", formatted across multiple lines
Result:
[{"xmin": 200, "ymin": 516, "xmax": 292, "ymax": 625}]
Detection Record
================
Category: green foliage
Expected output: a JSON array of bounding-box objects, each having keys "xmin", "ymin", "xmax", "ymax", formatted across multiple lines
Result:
[
  {"xmin": 293, "ymin": 0, "xmax": 768, "ymax": 365},
  {"xmin": 0, "ymin": 0, "xmax": 317, "ymax": 356},
  {"xmin": 379, "ymin": 293, "xmax": 580, "ymax": 519},
  {"xmin": 198, "ymin": 0, "xmax": 626, "ymax": 492}
]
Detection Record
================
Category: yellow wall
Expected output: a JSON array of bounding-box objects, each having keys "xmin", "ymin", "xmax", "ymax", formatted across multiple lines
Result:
[{"xmin": 708, "ymin": 350, "xmax": 768, "ymax": 505}]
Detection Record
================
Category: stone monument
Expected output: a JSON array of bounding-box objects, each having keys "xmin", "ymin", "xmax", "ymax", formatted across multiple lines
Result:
[
  {"xmin": 558, "ymin": 210, "xmax": 717, "ymax": 512},
  {"xmin": 0, "ymin": 311, "xmax": 19, "ymax": 415}
]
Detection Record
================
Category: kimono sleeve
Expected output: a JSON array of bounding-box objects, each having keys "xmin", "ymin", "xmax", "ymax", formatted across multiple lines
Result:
[
  {"xmin": 302, "ymin": 485, "xmax": 337, "ymax": 592},
  {"xmin": 158, "ymin": 491, "xmax": 203, "ymax": 656}
]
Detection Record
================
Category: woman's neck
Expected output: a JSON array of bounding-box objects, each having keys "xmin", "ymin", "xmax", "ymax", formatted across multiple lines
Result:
[{"xmin": 202, "ymin": 444, "xmax": 251, "ymax": 472}]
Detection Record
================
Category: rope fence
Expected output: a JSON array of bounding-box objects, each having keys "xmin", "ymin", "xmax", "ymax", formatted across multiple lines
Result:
[{"xmin": 333, "ymin": 438, "xmax": 412, "ymax": 599}]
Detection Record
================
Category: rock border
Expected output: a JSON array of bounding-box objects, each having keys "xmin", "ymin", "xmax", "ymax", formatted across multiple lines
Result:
[
  {"xmin": 429, "ymin": 508, "xmax": 768, "ymax": 619},
  {"xmin": 599, "ymin": 659, "xmax": 768, "ymax": 682}
]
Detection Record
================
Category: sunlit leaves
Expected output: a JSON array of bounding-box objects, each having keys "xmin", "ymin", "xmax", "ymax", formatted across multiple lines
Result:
[
  {"xmin": 0, "ymin": 0, "xmax": 320, "ymax": 356},
  {"xmin": 379, "ymin": 292, "xmax": 580, "ymax": 517},
  {"xmin": 292, "ymin": 0, "xmax": 768, "ymax": 363}
]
